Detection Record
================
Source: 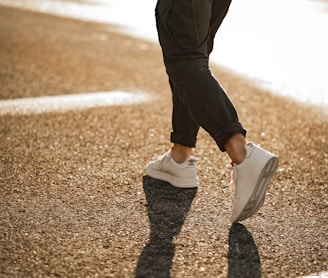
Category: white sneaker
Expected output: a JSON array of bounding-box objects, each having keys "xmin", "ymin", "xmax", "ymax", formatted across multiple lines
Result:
[
  {"xmin": 231, "ymin": 143, "xmax": 278, "ymax": 223},
  {"xmin": 145, "ymin": 150, "xmax": 198, "ymax": 188}
]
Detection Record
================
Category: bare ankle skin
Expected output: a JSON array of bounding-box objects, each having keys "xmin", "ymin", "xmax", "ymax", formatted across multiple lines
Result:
[
  {"xmin": 171, "ymin": 143, "xmax": 192, "ymax": 163},
  {"xmin": 224, "ymin": 133, "xmax": 247, "ymax": 164}
]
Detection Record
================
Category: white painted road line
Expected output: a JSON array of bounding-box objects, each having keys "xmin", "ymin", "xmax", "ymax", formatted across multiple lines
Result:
[
  {"xmin": 0, "ymin": 91, "xmax": 151, "ymax": 116},
  {"xmin": 301, "ymin": 272, "xmax": 328, "ymax": 278}
]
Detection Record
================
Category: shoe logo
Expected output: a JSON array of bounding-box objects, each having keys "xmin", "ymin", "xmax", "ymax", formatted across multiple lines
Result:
[
  {"xmin": 247, "ymin": 142, "xmax": 253, "ymax": 148},
  {"xmin": 188, "ymin": 158, "xmax": 196, "ymax": 165}
]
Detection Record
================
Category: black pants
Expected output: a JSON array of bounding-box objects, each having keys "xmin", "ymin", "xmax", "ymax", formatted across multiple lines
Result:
[{"xmin": 155, "ymin": 0, "xmax": 246, "ymax": 151}]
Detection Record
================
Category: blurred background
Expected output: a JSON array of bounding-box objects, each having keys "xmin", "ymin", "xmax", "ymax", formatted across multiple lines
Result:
[{"xmin": 1, "ymin": 0, "xmax": 327, "ymax": 108}]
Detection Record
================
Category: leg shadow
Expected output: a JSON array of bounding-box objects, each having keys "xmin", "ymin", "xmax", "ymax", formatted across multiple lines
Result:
[
  {"xmin": 228, "ymin": 223, "xmax": 262, "ymax": 278},
  {"xmin": 135, "ymin": 176, "xmax": 197, "ymax": 278}
]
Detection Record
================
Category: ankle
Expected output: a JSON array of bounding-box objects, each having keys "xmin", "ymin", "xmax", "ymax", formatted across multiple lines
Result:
[
  {"xmin": 171, "ymin": 143, "xmax": 192, "ymax": 163},
  {"xmin": 224, "ymin": 134, "xmax": 247, "ymax": 164}
]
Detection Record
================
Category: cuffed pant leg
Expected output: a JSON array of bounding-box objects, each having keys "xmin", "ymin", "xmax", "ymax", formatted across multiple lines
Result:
[{"xmin": 172, "ymin": 61, "xmax": 246, "ymax": 152}]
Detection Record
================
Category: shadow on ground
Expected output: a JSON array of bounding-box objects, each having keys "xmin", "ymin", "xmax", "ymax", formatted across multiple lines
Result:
[
  {"xmin": 135, "ymin": 176, "xmax": 197, "ymax": 278},
  {"xmin": 135, "ymin": 177, "xmax": 261, "ymax": 277},
  {"xmin": 228, "ymin": 223, "xmax": 261, "ymax": 278}
]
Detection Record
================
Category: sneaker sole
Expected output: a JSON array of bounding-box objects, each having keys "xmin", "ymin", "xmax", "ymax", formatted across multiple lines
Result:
[
  {"xmin": 145, "ymin": 166, "xmax": 198, "ymax": 188},
  {"xmin": 232, "ymin": 155, "xmax": 278, "ymax": 223}
]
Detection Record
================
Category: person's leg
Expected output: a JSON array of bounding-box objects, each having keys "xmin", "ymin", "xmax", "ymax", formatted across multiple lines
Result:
[
  {"xmin": 171, "ymin": 60, "xmax": 246, "ymax": 152},
  {"xmin": 224, "ymin": 133, "xmax": 247, "ymax": 164},
  {"xmin": 169, "ymin": 78, "xmax": 200, "ymax": 163},
  {"xmin": 157, "ymin": 0, "xmax": 246, "ymax": 155},
  {"xmin": 166, "ymin": 0, "xmax": 246, "ymax": 164},
  {"xmin": 208, "ymin": 0, "xmax": 247, "ymax": 164}
]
